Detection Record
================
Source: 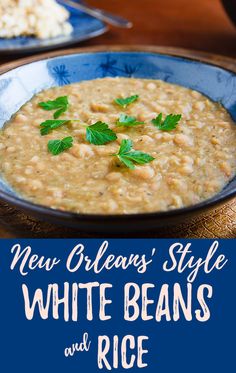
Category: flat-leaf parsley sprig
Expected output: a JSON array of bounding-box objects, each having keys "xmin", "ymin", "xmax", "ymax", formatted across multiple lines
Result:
[
  {"xmin": 40, "ymin": 119, "xmax": 71, "ymax": 136},
  {"xmin": 39, "ymin": 96, "xmax": 69, "ymax": 119},
  {"xmin": 113, "ymin": 139, "xmax": 155, "ymax": 170},
  {"xmin": 48, "ymin": 136, "xmax": 73, "ymax": 155},
  {"xmin": 114, "ymin": 94, "xmax": 139, "ymax": 109},
  {"xmin": 40, "ymin": 118, "xmax": 117, "ymax": 146},
  {"xmin": 116, "ymin": 113, "xmax": 144, "ymax": 127},
  {"xmin": 152, "ymin": 113, "xmax": 182, "ymax": 131},
  {"xmin": 86, "ymin": 121, "xmax": 117, "ymax": 145}
]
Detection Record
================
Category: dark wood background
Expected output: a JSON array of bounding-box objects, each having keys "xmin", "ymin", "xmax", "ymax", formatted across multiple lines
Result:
[{"xmin": 85, "ymin": 0, "xmax": 236, "ymax": 57}]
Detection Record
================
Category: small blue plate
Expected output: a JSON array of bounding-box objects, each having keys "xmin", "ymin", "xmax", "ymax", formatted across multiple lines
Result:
[
  {"xmin": 0, "ymin": 2, "xmax": 107, "ymax": 54},
  {"xmin": 0, "ymin": 50, "xmax": 235, "ymax": 233}
]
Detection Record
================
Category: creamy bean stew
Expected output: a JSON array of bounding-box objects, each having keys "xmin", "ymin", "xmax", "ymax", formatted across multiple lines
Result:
[{"xmin": 0, "ymin": 77, "xmax": 235, "ymax": 214}]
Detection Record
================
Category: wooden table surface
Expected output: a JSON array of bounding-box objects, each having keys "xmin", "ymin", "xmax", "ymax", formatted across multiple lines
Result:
[
  {"xmin": 0, "ymin": 0, "xmax": 235, "ymax": 238},
  {"xmin": 86, "ymin": 0, "xmax": 236, "ymax": 57}
]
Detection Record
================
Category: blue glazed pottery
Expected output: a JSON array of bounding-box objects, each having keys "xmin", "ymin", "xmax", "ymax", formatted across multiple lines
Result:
[
  {"xmin": 0, "ymin": 2, "xmax": 107, "ymax": 54},
  {"xmin": 0, "ymin": 50, "xmax": 235, "ymax": 233}
]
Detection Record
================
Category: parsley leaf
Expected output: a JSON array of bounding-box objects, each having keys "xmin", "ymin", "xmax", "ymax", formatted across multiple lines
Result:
[
  {"xmin": 114, "ymin": 139, "xmax": 155, "ymax": 170},
  {"xmin": 114, "ymin": 95, "xmax": 139, "ymax": 109},
  {"xmin": 86, "ymin": 121, "xmax": 117, "ymax": 145},
  {"xmin": 48, "ymin": 136, "xmax": 73, "ymax": 155},
  {"xmin": 119, "ymin": 138, "xmax": 133, "ymax": 153},
  {"xmin": 116, "ymin": 113, "xmax": 144, "ymax": 127},
  {"xmin": 40, "ymin": 119, "xmax": 70, "ymax": 136},
  {"xmin": 38, "ymin": 96, "xmax": 69, "ymax": 119},
  {"xmin": 152, "ymin": 113, "xmax": 181, "ymax": 131}
]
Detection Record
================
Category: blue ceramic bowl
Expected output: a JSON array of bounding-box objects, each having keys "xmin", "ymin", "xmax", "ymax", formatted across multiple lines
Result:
[
  {"xmin": 0, "ymin": 50, "xmax": 235, "ymax": 233},
  {"xmin": 0, "ymin": 1, "xmax": 107, "ymax": 54}
]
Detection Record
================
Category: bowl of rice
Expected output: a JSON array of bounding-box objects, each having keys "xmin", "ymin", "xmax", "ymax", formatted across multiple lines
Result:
[{"xmin": 0, "ymin": 0, "xmax": 107, "ymax": 53}]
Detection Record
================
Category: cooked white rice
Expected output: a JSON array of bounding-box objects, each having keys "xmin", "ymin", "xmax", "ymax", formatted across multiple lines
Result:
[{"xmin": 0, "ymin": 0, "xmax": 73, "ymax": 39}]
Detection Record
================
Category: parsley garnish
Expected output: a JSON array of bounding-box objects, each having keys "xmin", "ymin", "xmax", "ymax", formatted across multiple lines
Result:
[
  {"xmin": 48, "ymin": 136, "xmax": 73, "ymax": 155},
  {"xmin": 113, "ymin": 139, "xmax": 155, "ymax": 170},
  {"xmin": 40, "ymin": 119, "xmax": 70, "ymax": 136},
  {"xmin": 114, "ymin": 95, "xmax": 139, "ymax": 109},
  {"xmin": 39, "ymin": 96, "xmax": 69, "ymax": 119},
  {"xmin": 152, "ymin": 113, "xmax": 181, "ymax": 131},
  {"xmin": 86, "ymin": 121, "xmax": 117, "ymax": 145},
  {"xmin": 116, "ymin": 113, "xmax": 144, "ymax": 127}
]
